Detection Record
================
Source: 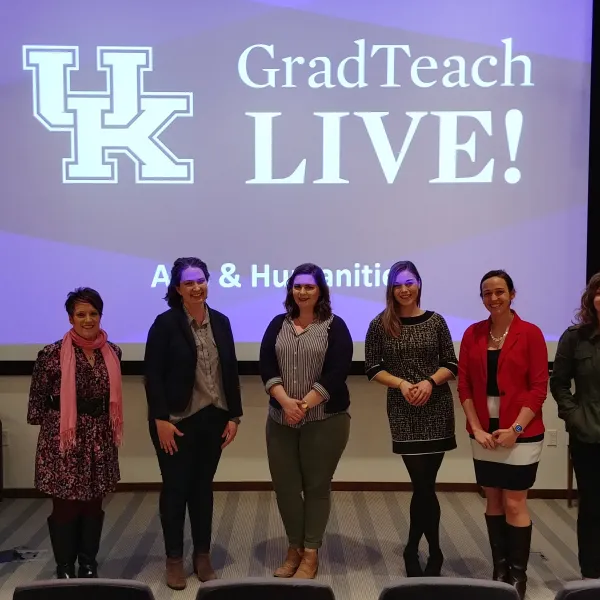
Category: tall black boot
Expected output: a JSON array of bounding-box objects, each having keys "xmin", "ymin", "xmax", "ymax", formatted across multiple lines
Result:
[
  {"xmin": 77, "ymin": 511, "xmax": 105, "ymax": 578},
  {"xmin": 47, "ymin": 517, "xmax": 78, "ymax": 579},
  {"xmin": 485, "ymin": 514, "xmax": 510, "ymax": 583},
  {"xmin": 507, "ymin": 522, "xmax": 533, "ymax": 600}
]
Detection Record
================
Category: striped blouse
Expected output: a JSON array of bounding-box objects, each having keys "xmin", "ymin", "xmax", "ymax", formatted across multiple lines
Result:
[{"xmin": 266, "ymin": 316, "xmax": 341, "ymax": 428}]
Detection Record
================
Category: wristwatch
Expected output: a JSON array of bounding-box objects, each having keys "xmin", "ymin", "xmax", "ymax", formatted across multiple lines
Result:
[
  {"xmin": 426, "ymin": 376, "xmax": 437, "ymax": 388},
  {"xmin": 301, "ymin": 401, "xmax": 309, "ymax": 411},
  {"xmin": 512, "ymin": 423, "xmax": 523, "ymax": 435},
  {"xmin": 230, "ymin": 417, "xmax": 241, "ymax": 425}
]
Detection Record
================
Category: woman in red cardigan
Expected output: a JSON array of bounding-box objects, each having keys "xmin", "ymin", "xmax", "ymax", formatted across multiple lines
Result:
[{"xmin": 458, "ymin": 270, "xmax": 548, "ymax": 600}]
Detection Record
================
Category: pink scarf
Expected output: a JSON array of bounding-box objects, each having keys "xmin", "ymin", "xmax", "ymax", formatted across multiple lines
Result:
[{"xmin": 59, "ymin": 328, "xmax": 123, "ymax": 453}]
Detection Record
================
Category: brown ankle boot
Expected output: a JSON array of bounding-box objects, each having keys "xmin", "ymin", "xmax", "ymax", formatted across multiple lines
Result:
[
  {"xmin": 274, "ymin": 547, "xmax": 304, "ymax": 578},
  {"xmin": 293, "ymin": 549, "xmax": 318, "ymax": 579},
  {"xmin": 193, "ymin": 553, "xmax": 217, "ymax": 582},
  {"xmin": 165, "ymin": 557, "xmax": 186, "ymax": 590}
]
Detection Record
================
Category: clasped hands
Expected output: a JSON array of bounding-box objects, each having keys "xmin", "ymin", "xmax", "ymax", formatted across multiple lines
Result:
[
  {"xmin": 472, "ymin": 427, "xmax": 519, "ymax": 450},
  {"xmin": 398, "ymin": 379, "xmax": 433, "ymax": 406},
  {"xmin": 281, "ymin": 396, "xmax": 307, "ymax": 425}
]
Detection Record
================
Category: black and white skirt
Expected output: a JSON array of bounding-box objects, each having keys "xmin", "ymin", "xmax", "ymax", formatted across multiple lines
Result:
[{"xmin": 471, "ymin": 397, "xmax": 543, "ymax": 491}]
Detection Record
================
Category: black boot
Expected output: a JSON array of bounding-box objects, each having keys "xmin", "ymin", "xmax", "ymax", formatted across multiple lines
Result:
[
  {"xmin": 507, "ymin": 522, "xmax": 533, "ymax": 600},
  {"xmin": 47, "ymin": 517, "xmax": 78, "ymax": 579},
  {"xmin": 485, "ymin": 514, "xmax": 510, "ymax": 583},
  {"xmin": 77, "ymin": 512, "xmax": 105, "ymax": 578}
]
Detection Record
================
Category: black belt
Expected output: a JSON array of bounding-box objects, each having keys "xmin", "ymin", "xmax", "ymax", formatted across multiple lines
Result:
[{"xmin": 47, "ymin": 395, "xmax": 109, "ymax": 418}]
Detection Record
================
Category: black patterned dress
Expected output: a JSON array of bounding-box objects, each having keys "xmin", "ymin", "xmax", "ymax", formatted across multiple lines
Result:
[
  {"xmin": 365, "ymin": 311, "xmax": 458, "ymax": 454},
  {"xmin": 27, "ymin": 341, "xmax": 122, "ymax": 500}
]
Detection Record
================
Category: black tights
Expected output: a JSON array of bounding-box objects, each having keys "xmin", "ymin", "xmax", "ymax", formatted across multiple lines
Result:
[
  {"xmin": 402, "ymin": 453, "xmax": 444, "ymax": 553},
  {"xmin": 51, "ymin": 497, "xmax": 103, "ymax": 524}
]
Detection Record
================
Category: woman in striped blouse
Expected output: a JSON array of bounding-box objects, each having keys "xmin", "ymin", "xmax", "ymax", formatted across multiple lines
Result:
[{"xmin": 260, "ymin": 263, "xmax": 353, "ymax": 580}]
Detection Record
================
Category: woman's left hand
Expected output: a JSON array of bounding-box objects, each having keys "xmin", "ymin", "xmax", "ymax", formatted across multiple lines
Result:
[
  {"xmin": 221, "ymin": 420, "xmax": 239, "ymax": 449},
  {"xmin": 492, "ymin": 428, "xmax": 518, "ymax": 448},
  {"xmin": 409, "ymin": 380, "xmax": 433, "ymax": 405}
]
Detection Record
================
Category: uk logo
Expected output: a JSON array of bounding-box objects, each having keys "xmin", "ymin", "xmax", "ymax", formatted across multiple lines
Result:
[{"xmin": 22, "ymin": 45, "xmax": 194, "ymax": 183}]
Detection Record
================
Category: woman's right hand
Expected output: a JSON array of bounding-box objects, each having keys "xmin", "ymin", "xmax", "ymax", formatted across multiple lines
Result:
[
  {"xmin": 281, "ymin": 396, "xmax": 305, "ymax": 424},
  {"xmin": 473, "ymin": 428, "xmax": 496, "ymax": 450},
  {"xmin": 155, "ymin": 419, "xmax": 184, "ymax": 455},
  {"xmin": 398, "ymin": 380, "xmax": 416, "ymax": 402}
]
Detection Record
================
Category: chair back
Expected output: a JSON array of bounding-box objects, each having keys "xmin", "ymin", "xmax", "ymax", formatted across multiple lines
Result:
[
  {"xmin": 378, "ymin": 577, "xmax": 520, "ymax": 600},
  {"xmin": 555, "ymin": 581, "xmax": 600, "ymax": 600},
  {"xmin": 13, "ymin": 579, "xmax": 155, "ymax": 600},
  {"xmin": 195, "ymin": 577, "xmax": 336, "ymax": 600}
]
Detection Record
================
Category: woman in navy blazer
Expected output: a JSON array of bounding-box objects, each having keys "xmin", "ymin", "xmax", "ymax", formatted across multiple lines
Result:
[
  {"xmin": 144, "ymin": 257, "xmax": 242, "ymax": 590},
  {"xmin": 458, "ymin": 270, "xmax": 548, "ymax": 600},
  {"xmin": 259, "ymin": 263, "xmax": 352, "ymax": 579}
]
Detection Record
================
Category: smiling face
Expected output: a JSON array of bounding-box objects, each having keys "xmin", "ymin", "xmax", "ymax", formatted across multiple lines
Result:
[
  {"xmin": 292, "ymin": 274, "xmax": 319, "ymax": 313},
  {"xmin": 481, "ymin": 276, "xmax": 515, "ymax": 317},
  {"xmin": 393, "ymin": 270, "xmax": 420, "ymax": 311},
  {"xmin": 177, "ymin": 267, "xmax": 208, "ymax": 308},
  {"xmin": 69, "ymin": 302, "xmax": 101, "ymax": 341}
]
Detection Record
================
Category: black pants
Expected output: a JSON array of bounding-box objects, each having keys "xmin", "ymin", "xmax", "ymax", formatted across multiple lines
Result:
[
  {"xmin": 570, "ymin": 438, "xmax": 600, "ymax": 578},
  {"xmin": 150, "ymin": 406, "xmax": 229, "ymax": 558},
  {"xmin": 402, "ymin": 453, "xmax": 445, "ymax": 551}
]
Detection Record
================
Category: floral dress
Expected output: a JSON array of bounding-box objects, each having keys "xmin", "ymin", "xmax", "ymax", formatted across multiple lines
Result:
[{"xmin": 27, "ymin": 340, "xmax": 122, "ymax": 500}]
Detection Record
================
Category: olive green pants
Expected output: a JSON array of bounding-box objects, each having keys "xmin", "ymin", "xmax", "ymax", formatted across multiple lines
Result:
[{"xmin": 266, "ymin": 413, "xmax": 350, "ymax": 549}]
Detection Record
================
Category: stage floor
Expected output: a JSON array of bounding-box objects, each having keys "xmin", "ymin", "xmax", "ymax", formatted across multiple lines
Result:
[{"xmin": 0, "ymin": 491, "xmax": 581, "ymax": 600}]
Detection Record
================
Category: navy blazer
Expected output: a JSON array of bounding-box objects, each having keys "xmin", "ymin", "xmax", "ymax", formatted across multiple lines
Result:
[
  {"xmin": 144, "ymin": 305, "xmax": 242, "ymax": 421},
  {"xmin": 259, "ymin": 313, "xmax": 353, "ymax": 413}
]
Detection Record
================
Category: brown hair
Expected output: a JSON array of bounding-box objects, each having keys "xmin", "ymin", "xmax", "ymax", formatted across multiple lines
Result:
[
  {"xmin": 284, "ymin": 263, "xmax": 332, "ymax": 321},
  {"xmin": 381, "ymin": 261, "xmax": 422, "ymax": 338},
  {"xmin": 575, "ymin": 272, "xmax": 600, "ymax": 329}
]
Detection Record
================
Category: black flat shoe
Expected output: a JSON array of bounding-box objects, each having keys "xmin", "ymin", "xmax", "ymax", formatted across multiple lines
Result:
[{"xmin": 403, "ymin": 548, "xmax": 423, "ymax": 577}]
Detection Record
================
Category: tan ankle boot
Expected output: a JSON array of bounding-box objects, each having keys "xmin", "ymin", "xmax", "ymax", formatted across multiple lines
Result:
[
  {"xmin": 165, "ymin": 557, "xmax": 186, "ymax": 590},
  {"xmin": 293, "ymin": 549, "xmax": 318, "ymax": 579},
  {"xmin": 193, "ymin": 553, "xmax": 217, "ymax": 582},
  {"xmin": 274, "ymin": 547, "xmax": 304, "ymax": 578}
]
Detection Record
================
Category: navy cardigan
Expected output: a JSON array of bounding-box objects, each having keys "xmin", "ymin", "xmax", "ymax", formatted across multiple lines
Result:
[{"xmin": 259, "ymin": 313, "xmax": 353, "ymax": 413}]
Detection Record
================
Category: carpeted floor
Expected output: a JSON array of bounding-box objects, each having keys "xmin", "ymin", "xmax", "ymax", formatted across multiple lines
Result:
[{"xmin": 0, "ymin": 491, "xmax": 581, "ymax": 600}]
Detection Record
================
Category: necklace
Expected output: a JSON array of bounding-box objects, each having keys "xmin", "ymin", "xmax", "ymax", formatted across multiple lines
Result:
[{"xmin": 489, "ymin": 318, "xmax": 513, "ymax": 345}]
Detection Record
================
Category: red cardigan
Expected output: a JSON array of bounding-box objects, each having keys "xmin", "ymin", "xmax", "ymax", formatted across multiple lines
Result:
[{"xmin": 457, "ymin": 312, "xmax": 548, "ymax": 438}]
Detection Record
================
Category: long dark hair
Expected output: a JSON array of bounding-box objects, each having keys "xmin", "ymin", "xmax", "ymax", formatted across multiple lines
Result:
[
  {"xmin": 381, "ymin": 261, "xmax": 422, "ymax": 338},
  {"xmin": 165, "ymin": 257, "xmax": 210, "ymax": 308},
  {"xmin": 284, "ymin": 263, "xmax": 332, "ymax": 321},
  {"xmin": 575, "ymin": 272, "xmax": 600, "ymax": 329}
]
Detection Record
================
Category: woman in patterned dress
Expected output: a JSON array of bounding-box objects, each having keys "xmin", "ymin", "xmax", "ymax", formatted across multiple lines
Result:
[
  {"xmin": 27, "ymin": 288, "xmax": 123, "ymax": 579},
  {"xmin": 365, "ymin": 261, "xmax": 458, "ymax": 577},
  {"xmin": 260, "ymin": 263, "xmax": 353, "ymax": 580}
]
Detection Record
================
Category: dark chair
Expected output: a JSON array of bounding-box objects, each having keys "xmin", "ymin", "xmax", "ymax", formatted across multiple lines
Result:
[
  {"xmin": 378, "ymin": 577, "xmax": 519, "ymax": 600},
  {"xmin": 556, "ymin": 581, "xmax": 600, "ymax": 600},
  {"xmin": 195, "ymin": 578, "xmax": 336, "ymax": 600},
  {"xmin": 13, "ymin": 579, "xmax": 155, "ymax": 600}
]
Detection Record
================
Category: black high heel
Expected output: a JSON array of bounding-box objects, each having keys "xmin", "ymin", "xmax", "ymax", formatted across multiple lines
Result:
[
  {"xmin": 424, "ymin": 549, "xmax": 444, "ymax": 576},
  {"xmin": 403, "ymin": 547, "xmax": 423, "ymax": 577}
]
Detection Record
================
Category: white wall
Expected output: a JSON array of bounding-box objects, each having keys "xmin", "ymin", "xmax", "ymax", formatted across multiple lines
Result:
[{"xmin": 0, "ymin": 375, "xmax": 569, "ymax": 490}]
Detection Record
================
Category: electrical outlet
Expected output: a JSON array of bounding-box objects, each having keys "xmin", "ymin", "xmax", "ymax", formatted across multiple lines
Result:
[
  {"xmin": 1, "ymin": 429, "xmax": 7, "ymax": 447},
  {"xmin": 547, "ymin": 429, "xmax": 558, "ymax": 447}
]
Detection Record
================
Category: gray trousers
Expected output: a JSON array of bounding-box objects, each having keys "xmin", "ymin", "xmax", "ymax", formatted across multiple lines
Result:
[{"xmin": 266, "ymin": 413, "xmax": 350, "ymax": 549}]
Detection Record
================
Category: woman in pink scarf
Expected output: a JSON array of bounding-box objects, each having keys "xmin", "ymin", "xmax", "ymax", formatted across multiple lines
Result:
[{"xmin": 27, "ymin": 288, "xmax": 123, "ymax": 579}]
